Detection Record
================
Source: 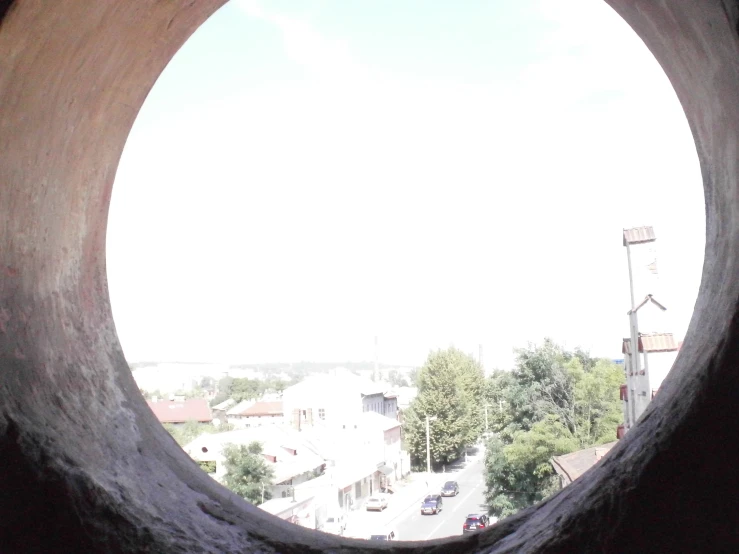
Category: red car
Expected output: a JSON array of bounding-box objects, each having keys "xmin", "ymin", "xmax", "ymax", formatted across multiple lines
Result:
[{"xmin": 463, "ymin": 514, "xmax": 490, "ymax": 534}]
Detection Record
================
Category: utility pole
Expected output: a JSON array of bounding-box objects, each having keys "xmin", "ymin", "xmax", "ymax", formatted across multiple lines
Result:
[
  {"xmin": 261, "ymin": 482, "xmax": 265, "ymax": 505},
  {"xmin": 426, "ymin": 415, "xmax": 437, "ymax": 475},
  {"xmin": 374, "ymin": 335, "xmax": 379, "ymax": 381},
  {"xmin": 484, "ymin": 404, "xmax": 489, "ymax": 434},
  {"xmin": 623, "ymin": 227, "xmax": 656, "ymax": 431}
]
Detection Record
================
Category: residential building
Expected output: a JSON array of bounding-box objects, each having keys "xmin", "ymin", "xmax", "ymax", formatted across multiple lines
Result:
[
  {"xmin": 258, "ymin": 495, "xmax": 318, "ymax": 529},
  {"xmin": 621, "ymin": 332, "xmax": 679, "ymax": 432},
  {"xmin": 383, "ymin": 391, "xmax": 398, "ymax": 420},
  {"xmin": 282, "ymin": 371, "xmax": 398, "ymax": 430},
  {"xmin": 551, "ymin": 442, "xmax": 617, "ymax": 488},
  {"xmin": 183, "ymin": 426, "xmax": 325, "ymax": 500},
  {"xmin": 211, "ymin": 398, "xmax": 236, "ymax": 426},
  {"xmin": 147, "ymin": 398, "xmax": 212, "ymax": 425},
  {"xmin": 227, "ymin": 400, "xmax": 283, "ymax": 428}
]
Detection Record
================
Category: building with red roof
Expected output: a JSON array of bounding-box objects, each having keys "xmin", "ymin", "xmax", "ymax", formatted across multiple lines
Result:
[{"xmin": 147, "ymin": 398, "xmax": 213, "ymax": 424}]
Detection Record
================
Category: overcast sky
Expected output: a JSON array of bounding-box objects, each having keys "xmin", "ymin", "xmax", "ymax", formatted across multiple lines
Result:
[{"xmin": 106, "ymin": 0, "xmax": 705, "ymax": 370}]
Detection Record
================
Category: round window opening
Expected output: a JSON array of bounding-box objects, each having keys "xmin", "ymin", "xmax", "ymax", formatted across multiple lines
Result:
[{"xmin": 101, "ymin": 0, "xmax": 709, "ymax": 550}]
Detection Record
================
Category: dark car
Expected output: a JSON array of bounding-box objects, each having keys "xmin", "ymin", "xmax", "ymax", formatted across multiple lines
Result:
[
  {"xmin": 463, "ymin": 514, "xmax": 490, "ymax": 534},
  {"xmin": 420, "ymin": 494, "xmax": 443, "ymax": 515},
  {"xmin": 369, "ymin": 531, "xmax": 396, "ymax": 541},
  {"xmin": 441, "ymin": 480, "xmax": 459, "ymax": 497}
]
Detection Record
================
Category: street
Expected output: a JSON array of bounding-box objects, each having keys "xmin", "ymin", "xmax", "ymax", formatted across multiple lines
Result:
[
  {"xmin": 343, "ymin": 445, "xmax": 489, "ymax": 542},
  {"xmin": 394, "ymin": 455, "xmax": 488, "ymax": 541}
]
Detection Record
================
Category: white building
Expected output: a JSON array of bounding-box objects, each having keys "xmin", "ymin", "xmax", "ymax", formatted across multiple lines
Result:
[
  {"xmin": 282, "ymin": 372, "xmax": 398, "ymax": 430},
  {"xmin": 183, "ymin": 426, "xmax": 325, "ymax": 500},
  {"xmin": 226, "ymin": 400, "xmax": 283, "ymax": 429}
]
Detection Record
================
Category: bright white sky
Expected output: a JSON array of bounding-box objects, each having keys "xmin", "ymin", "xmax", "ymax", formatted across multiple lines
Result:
[{"xmin": 106, "ymin": 0, "xmax": 705, "ymax": 370}]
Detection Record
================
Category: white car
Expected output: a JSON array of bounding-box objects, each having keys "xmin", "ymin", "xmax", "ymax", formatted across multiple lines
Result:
[
  {"xmin": 365, "ymin": 495, "xmax": 389, "ymax": 511},
  {"xmin": 322, "ymin": 514, "xmax": 347, "ymax": 536}
]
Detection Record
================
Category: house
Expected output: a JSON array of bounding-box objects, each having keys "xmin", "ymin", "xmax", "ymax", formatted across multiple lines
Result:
[
  {"xmin": 383, "ymin": 391, "xmax": 399, "ymax": 421},
  {"xmin": 227, "ymin": 400, "xmax": 283, "ymax": 428},
  {"xmin": 292, "ymin": 411, "xmax": 408, "ymax": 514},
  {"xmin": 621, "ymin": 332, "xmax": 679, "ymax": 432},
  {"xmin": 183, "ymin": 426, "xmax": 325, "ymax": 500},
  {"xmin": 282, "ymin": 371, "xmax": 398, "ymax": 430},
  {"xmin": 258, "ymin": 495, "xmax": 319, "ymax": 529},
  {"xmin": 551, "ymin": 442, "xmax": 618, "ymax": 488},
  {"xmin": 147, "ymin": 398, "xmax": 213, "ymax": 425},
  {"xmin": 211, "ymin": 398, "xmax": 236, "ymax": 425}
]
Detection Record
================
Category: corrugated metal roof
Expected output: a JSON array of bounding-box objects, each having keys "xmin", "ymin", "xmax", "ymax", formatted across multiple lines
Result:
[
  {"xmin": 147, "ymin": 398, "xmax": 213, "ymax": 423},
  {"xmin": 239, "ymin": 401, "xmax": 283, "ymax": 417},
  {"xmin": 551, "ymin": 441, "xmax": 618, "ymax": 485},
  {"xmin": 622, "ymin": 333, "xmax": 679, "ymax": 354},
  {"xmin": 623, "ymin": 226, "xmax": 656, "ymax": 246}
]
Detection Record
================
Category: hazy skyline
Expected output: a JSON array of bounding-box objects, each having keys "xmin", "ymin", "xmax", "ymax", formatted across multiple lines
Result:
[{"xmin": 106, "ymin": 0, "xmax": 705, "ymax": 370}]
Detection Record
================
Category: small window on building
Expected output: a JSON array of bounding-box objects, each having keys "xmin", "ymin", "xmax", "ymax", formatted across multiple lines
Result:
[{"xmin": 318, "ymin": 408, "xmax": 326, "ymax": 420}]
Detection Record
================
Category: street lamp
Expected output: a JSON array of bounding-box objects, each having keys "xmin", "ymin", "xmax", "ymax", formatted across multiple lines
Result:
[
  {"xmin": 425, "ymin": 415, "xmax": 438, "ymax": 475},
  {"xmin": 623, "ymin": 226, "xmax": 656, "ymax": 430}
]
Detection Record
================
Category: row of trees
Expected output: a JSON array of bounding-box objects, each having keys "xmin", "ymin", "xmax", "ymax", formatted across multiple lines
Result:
[
  {"xmin": 210, "ymin": 375, "xmax": 297, "ymax": 407},
  {"xmin": 483, "ymin": 339, "xmax": 624, "ymax": 518},
  {"xmin": 403, "ymin": 348, "xmax": 485, "ymax": 469}
]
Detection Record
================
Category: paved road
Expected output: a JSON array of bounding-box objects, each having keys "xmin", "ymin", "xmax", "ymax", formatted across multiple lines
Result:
[{"xmin": 394, "ymin": 455, "xmax": 489, "ymax": 541}]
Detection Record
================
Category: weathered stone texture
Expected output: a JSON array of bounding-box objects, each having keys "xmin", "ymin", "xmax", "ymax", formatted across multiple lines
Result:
[{"xmin": 1, "ymin": 1, "xmax": 738, "ymax": 552}]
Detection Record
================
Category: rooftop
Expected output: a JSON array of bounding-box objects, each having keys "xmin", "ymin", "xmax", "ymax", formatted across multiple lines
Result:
[
  {"xmin": 551, "ymin": 442, "xmax": 618, "ymax": 485},
  {"xmin": 622, "ymin": 333, "xmax": 679, "ymax": 354},
  {"xmin": 623, "ymin": 226, "xmax": 656, "ymax": 246},
  {"xmin": 235, "ymin": 401, "xmax": 283, "ymax": 417},
  {"xmin": 146, "ymin": 398, "xmax": 212, "ymax": 424}
]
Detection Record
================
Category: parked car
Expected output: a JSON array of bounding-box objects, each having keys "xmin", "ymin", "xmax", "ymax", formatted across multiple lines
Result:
[
  {"xmin": 420, "ymin": 494, "xmax": 443, "ymax": 515},
  {"xmin": 369, "ymin": 530, "xmax": 397, "ymax": 541},
  {"xmin": 322, "ymin": 514, "xmax": 347, "ymax": 536},
  {"xmin": 441, "ymin": 480, "xmax": 459, "ymax": 497},
  {"xmin": 462, "ymin": 514, "xmax": 490, "ymax": 533},
  {"xmin": 365, "ymin": 495, "xmax": 389, "ymax": 511}
]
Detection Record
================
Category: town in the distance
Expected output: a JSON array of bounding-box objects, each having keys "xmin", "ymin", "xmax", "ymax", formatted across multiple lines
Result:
[
  {"xmin": 133, "ymin": 227, "xmax": 678, "ymax": 543},
  {"xmin": 134, "ymin": 227, "xmax": 678, "ymax": 542}
]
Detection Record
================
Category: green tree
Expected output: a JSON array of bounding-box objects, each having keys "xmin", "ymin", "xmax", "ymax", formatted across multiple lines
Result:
[
  {"xmin": 163, "ymin": 420, "xmax": 214, "ymax": 447},
  {"xmin": 407, "ymin": 367, "xmax": 420, "ymax": 387},
  {"xmin": 222, "ymin": 441, "xmax": 275, "ymax": 505},
  {"xmin": 483, "ymin": 339, "xmax": 625, "ymax": 518},
  {"xmin": 485, "ymin": 416, "xmax": 579, "ymax": 518},
  {"xmin": 210, "ymin": 376, "xmax": 235, "ymax": 406},
  {"xmin": 388, "ymin": 369, "xmax": 410, "ymax": 388},
  {"xmin": 230, "ymin": 378, "xmax": 263, "ymax": 402},
  {"xmin": 404, "ymin": 348, "xmax": 485, "ymax": 468}
]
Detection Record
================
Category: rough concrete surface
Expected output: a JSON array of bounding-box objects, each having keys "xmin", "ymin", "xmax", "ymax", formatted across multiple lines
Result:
[{"xmin": 1, "ymin": 0, "xmax": 738, "ymax": 552}]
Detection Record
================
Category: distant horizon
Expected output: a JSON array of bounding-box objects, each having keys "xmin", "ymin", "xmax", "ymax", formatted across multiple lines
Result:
[{"xmin": 109, "ymin": 0, "xmax": 703, "ymax": 372}]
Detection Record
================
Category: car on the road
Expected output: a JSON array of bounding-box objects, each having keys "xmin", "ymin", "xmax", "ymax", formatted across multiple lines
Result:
[
  {"xmin": 365, "ymin": 495, "xmax": 389, "ymax": 511},
  {"xmin": 322, "ymin": 514, "xmax": 346, "ymax": 536},
  {"xmin": 369, "ymin": 530, "xmax": 397, "ymax": 541},
  {"xmin": 441, "ymin": 480, "xmax": 459, "ymax": 497},
  {"xmin": 420, "ymin": 494, "xmax": 443, "ymax": 515},
  {"xmin": 462, "ymin": 513, "xmax": 490, "ymax": 534}
]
